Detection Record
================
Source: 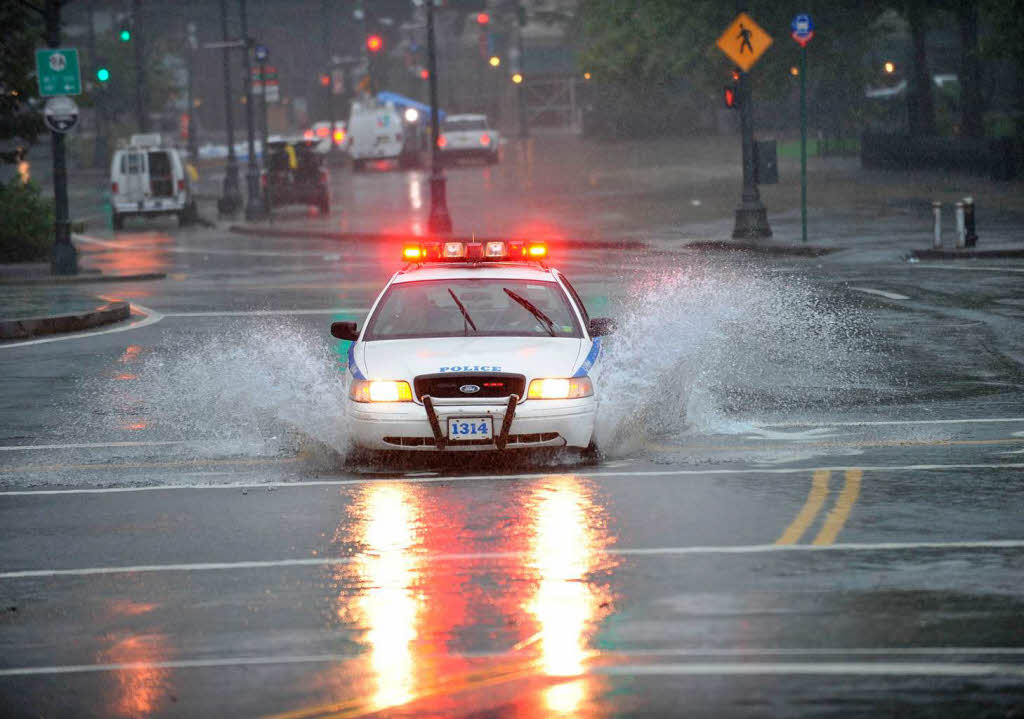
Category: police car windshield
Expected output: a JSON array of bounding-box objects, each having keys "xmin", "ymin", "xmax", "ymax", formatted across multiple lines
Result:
[{"xmin": 363, "ymin": 279, "xmax": 582, "ymax": 340}]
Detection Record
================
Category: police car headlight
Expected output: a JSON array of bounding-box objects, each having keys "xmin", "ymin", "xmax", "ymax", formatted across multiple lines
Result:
[
  {"xmin": 350, "ymin": 380, "xmax": 414, "ymax": 403},
  {"xmin": 527, "ymin": 377, "xmax": 593, "ymax": 400}
]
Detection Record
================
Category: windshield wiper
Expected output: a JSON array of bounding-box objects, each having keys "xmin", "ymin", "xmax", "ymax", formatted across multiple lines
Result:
[
  {"xmin": 503, "ymin": 288, "xmax": 556, "ymax": 336},
  {"xmin": 448, "ymin": 288, "xmax": 478, "ymax": 335}
]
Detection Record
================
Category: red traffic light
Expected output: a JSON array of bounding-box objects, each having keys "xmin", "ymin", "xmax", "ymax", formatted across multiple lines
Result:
[
  {"xmin": 476, "ymin": 12, "xmax": 490, "ymax": 25},
  {"xmin": 319, "ymin": 74, "xmax": 330, "ymax": 87},
  {"xmin": 723, "ymin": 85, "xmax": 737, "ymax": 109},
  {"xmin": 366, "ymin": 34, "xmax": 383, "ymax": 53},
  {"xmin": 419, "ymin": 68, "xmax": 429, "ymax": 80}
]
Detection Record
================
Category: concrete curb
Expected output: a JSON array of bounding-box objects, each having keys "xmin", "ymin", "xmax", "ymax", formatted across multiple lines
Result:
[
  {"xmin": 909, "ymin": 247, "xmax": 1024, "ymax": 260},
  {"xmin": 684, "ymin": 240, "xmax": 837, "ymax": 257},
  {"xmin": 0, "ymin": 301, "xmax": 131, "ymax": 340},
  {"xmin": 228, "ymin": 224, "xmax": 647, "ymax": 251},
  {"xmin": 0, "ymin": 272, "xmax": 166, "ymax": 286}
]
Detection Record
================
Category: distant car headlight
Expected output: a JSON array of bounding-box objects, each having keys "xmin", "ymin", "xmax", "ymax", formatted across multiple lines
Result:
[
  {"xmin": 527, "ymin": 377, "xmax": 593, "ymax": 400},
  {"xmin": 350, "ymin": 380, "xmax": 414, "ymax": 403}
]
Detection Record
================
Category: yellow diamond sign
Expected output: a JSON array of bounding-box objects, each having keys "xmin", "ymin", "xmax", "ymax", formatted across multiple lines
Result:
[{"xmin": 716, "ymin": 12, "xmax": 773, "ymax": 72}]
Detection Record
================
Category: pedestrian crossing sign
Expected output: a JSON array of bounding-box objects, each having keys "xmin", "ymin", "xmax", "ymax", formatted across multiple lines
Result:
[{"xmin": 716, "ymin": 12, "xmax": 773, "ymax": 72}]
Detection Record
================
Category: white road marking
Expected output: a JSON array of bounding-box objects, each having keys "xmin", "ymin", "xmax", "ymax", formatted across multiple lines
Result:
[
  {"xmin": 3, "ymin": 539, "xmax": 1022, "ymax": 579},
  {"xmin": 0, "ymin": 303, "xmax": 163, "ymax": 349},
  {"xmin": 2, "ymin": 462, "xmax": 1022, "ymax": 497},
  {"xmin": 597, "ymin": 662, "xmax": 1024, "ymax": 678},
  {"xmin": 162, "ymin": 308, "xmax": 367, "ymax": 318},
  {"xmin": 917, "ymin": 264, "xmax": 1024, "ymax": 274},
  {"xmin": 759, "ymin": 417, "xmax": 1024, "ymax": 429},
  {"xmin": 0, "ymin": 440, "xmax": 187, "ymax": 452},
  {"xmin": 2, "ymin": 648, "xmax": 1022, "ymax": 677},
  {"xmin": 850, "ymin": 287, "xmax": 910, "ymax": 300}
]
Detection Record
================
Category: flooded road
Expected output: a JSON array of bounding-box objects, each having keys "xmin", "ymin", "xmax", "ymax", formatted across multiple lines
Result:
[{"xmin": 2, "ymin": 142, "xmax": 1024, "ymax": 716}]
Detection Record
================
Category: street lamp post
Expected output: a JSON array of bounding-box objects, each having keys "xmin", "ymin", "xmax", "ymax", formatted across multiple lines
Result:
[
  {"xmin": 320, "ymin": 0, "xmax": 341, "ymax": 165},
  {"xmin": 44, "ymin": 0, "xmax": 77, "ymax": 275},
  {"xmin": 239, "ymin": 0, "xmax": 266, "ymax": 220},
  {"xmin": 217, "ymin": 0, "xmax": 242, "ymax": 215},
  {"xmin": 186, "ymin": 22, "xmax": 198, "ymax": 161},
  {"xmin": 730, "ymin": 69, "xmax": 771, "ymax": 239},
  {"xmin": 515, "ymin": 1, "xmax": 528, "ymax": 139},
  {"xmin": 426, "ymin": 0, "xmax": 452, "ymax": 234}
]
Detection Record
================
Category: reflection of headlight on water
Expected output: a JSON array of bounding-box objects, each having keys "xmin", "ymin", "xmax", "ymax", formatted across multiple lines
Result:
[{"xmin": 404, "ymin": 108, "xmax": 420, "ymax": 123}]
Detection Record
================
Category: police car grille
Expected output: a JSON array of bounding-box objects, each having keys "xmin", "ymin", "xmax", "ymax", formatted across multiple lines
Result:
[{"xmin": 414, "ymin": 373, "xmax": 525, "ymax": 400}]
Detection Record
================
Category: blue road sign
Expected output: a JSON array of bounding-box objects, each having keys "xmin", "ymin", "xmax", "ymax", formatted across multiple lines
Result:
[
  {"xmin": 254, "ymin": 44, "xmax": 269, "ymax": 62},
  {"xmin": 791, "ymin": 14, "xmax": 814, "ymax": 46}
]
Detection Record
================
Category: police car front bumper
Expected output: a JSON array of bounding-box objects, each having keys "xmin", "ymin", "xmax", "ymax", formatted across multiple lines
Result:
[{"xmin": 347, "ymin": 395, "xmax": 596, "ymax": 451}]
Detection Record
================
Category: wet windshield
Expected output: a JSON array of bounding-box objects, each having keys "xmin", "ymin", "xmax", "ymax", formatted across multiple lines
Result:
[
  {"xmin": 363, "ymin": 279, "xmax": 581, "ymax": 340},
  {"xmin": 442, "ymin": 118, "xmax": 488, "ymax": 132}
]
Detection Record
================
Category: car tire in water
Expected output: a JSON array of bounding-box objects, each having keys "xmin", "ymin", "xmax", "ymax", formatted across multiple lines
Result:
[{"xmin": 112, "ymin": 212, "xmax": 124, "ymax": 231}]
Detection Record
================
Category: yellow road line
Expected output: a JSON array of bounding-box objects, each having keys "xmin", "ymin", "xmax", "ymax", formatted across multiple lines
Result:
[
  {"xmin": 775, "ymin": 470, "xmax": 831, "ymax": 545},
  {"xmin": 264, "ymin": 659, "xmax": 550, "ymax": 719},
  {"xmin": 813, "ymin": 469, "xmax": 863, "ymax": 545}
]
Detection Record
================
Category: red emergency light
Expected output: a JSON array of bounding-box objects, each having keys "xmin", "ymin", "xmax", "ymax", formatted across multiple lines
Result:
[{"xmin": 402, "ymin": 240, "xmax": 548, "ymax": 263}]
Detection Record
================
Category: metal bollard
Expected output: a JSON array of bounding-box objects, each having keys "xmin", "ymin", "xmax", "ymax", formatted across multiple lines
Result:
[
  {"xmin": 963, "ymin": 196, "xmax": 978, "ymax": 247},
  {"xmin": 955, "ymin": 201, "xmax": 966, "ymax": 248},
  {"xmin": 932, "ymin": 201, "xmax": 942, "ymax": 248}
]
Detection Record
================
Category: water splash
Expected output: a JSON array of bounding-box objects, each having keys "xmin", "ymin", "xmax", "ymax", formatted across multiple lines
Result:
[
  {"xmin": 594, "ymin": 259, "xmax": 882, "ymax": 455},
  {"xmin": 95, "ymin": 321, "xmax": 352, "ymax": 456}
]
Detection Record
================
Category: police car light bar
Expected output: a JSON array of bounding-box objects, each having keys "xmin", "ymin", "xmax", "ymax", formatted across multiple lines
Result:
[{"xmin": 402, "ymin": 240, "xmax": 547, "ymax": 263}]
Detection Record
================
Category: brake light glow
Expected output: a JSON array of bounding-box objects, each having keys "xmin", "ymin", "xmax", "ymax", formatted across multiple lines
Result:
[
  {"xmin": 177, "ymin": 179, "xmax": 185, "ymax": 192},
  {"xmin": 303, "ymin": 129, "xmax": 314, "ymax": 140},
  {"xmin": 437, "ymin": 135, "xmax": 447, "ymax": 148},
  {"xmin": 316, "ymin": 126, "xmax": 330, "ymax": 138},
  {"xmin": 480, "ymin": 134, "xmax": 491, "ymax": 146},
  {"xmin": 333, "ymin": 129, "xmax": 345, "ymax": 144}
]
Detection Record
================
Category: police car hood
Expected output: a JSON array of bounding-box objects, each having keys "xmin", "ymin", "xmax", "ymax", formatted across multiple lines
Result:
[{"xmin": 357, "ymin": 336, "xmax": 585, "ymax": 380}]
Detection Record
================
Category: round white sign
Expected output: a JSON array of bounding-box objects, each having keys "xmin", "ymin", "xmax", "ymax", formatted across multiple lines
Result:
[{"xmin": 44, "ymin": 95, "xmax": 79, "ymax": 133}]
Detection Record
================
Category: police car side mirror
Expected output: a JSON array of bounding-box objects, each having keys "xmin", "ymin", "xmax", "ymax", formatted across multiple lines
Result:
[
  {"xmin": 331, "ymin": 321, "xmax": 359, "ymax": 341},
  {"xmin": 589, "ymin": 317, "xmax": 616, "ymax": 337}
]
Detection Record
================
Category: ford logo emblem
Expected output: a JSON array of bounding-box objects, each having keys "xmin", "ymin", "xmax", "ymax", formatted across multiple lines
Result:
[{"xmin": 459, "ymin": 384, "xmax": 481, "ymax": 394}]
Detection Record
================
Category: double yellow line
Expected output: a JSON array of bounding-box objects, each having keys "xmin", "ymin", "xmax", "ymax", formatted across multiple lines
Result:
[{"xmin": 776, "ymin": 468, "xmax": 863, "ymax": 545}]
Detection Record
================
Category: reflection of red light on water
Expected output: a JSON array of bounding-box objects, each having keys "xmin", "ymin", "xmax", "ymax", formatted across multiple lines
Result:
[
  {"xmin": 114, "ymin": 373, "xmax": 138, "ymax": 381},
  {"xmin": 120, "ymin": 421, "xmax": 149, "ymax": 431},
  {"xmin": 119, "ymin": 345, "xmax": 142, "ymax": 363}
]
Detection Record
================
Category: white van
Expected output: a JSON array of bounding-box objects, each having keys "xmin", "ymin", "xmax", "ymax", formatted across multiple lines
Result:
[
  {"xmin": 346, "ymin": 103, "xmax": 416, "ymax": 171},
  {"xmin": 110, "ymin": 134, "xmax": 195, "ymax": 229}
]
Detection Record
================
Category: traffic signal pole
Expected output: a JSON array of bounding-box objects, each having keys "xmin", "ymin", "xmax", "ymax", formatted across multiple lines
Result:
[
  {"xmin": 132, "ymin": 0, "xmax": 146, "ymax": 132},
  {"xmin": 239, "ymin": 0, "xmax": 266, "ymax": 220},
  {"xmin": 426, "ymin": 0, "xmax": 452, "ymax": 235},
  {"xmin": 217, "ymin": 0, "xmax": 242, "ymax": 215},
  {"xmin": 320, "ymin": 0, "xmax": 340, "ymax": 166},
  {"xmin": 731, "ymin": 69, "xmax": 771, "ymax": 239},
  {"xmin": 44, "ymin": 0, "xmax": 77, "ymax": 275}
]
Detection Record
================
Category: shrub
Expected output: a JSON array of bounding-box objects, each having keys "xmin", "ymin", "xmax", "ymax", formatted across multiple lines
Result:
[{"xmin": 0, "ymin": 179, "xmax": 53, "ymax": 263}]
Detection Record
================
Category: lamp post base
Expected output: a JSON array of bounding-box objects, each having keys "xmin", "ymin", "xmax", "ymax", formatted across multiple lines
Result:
[
  {"xmin": 732, "ymin": 202, "xmax": 772, "ymax": 240},
  {"xmin": 51, "ymin": 238, "xmax": 78, "ymax": 276},
  {"xmin": 428, "ymin": 175, "xmax": 453, "ymax": 234},
  {"xmin": 218, "ymin": 166, "xmax": 243, "ymax": 216}
]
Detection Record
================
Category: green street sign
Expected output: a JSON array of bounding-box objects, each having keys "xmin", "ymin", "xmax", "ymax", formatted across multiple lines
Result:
[{"xmin": 36, "ymin": 48, "xmax": 82, "ymax": 96}]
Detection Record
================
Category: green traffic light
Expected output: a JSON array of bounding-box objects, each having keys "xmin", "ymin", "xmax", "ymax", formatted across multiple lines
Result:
[
  {"xmin": 96, "ymin": 68, "xmax": 110, "ymax": 82},
  {"xmin": 120, "ymin": 28, "xmax": 131, "ymax": 42}
]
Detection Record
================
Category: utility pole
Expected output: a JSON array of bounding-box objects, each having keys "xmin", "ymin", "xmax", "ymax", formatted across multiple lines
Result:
[
  {"xmin": 321, "ymin": 0, "xmax": 340, "ymax": 165},
  {"xmin": 515, "ymin": 1, "xmax": 528, "ymax": 139},
  {"xmin": 186, "ymin": 22, "xmax": 199, "ymax": 160},
  {"xmin": 217, "ymin": 0, "xmax": 242, "ymax": 214},
  {"xmin": 41, "ymin": 0, "xmax": 77, "ymax": 274},
  {"xmin": 132, "ymin": 0, "xmax": 146, "ymax": 132},
  {"xmin": 426, "ymin": 0, "xmax": 452, "ymax": 234},
  {"xmin": 239, "ymin": 0, "xmax": 266, "ymax": 220}
]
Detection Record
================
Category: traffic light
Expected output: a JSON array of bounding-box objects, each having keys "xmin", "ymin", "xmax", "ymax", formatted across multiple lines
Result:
[
  {"xmin": 119, "ymin": 21, "xmax": 131, "ymax": 42},
  {"xmin": 96, "ymin": 66, "xmax": 110, "ymax": 83},
  {"xmin": 319, "ymin": 74, "xmax": 330, "ymax": 87},
  {"xmin": 724, "ymin": 70, "xmax": 740, "ymax": 109},
  {"xmin": 476, "ymin": 12, "xmax": 489, "ymax": 25},
  {"xmin": 366, "ymin": 34, "xmax": 383, "ymax": 53}
]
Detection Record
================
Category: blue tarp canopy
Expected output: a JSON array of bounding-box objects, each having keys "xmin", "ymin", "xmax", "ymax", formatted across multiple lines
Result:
[{"xmin": 375, "ymin": 91, "xmax": 445, "ymax": 122}]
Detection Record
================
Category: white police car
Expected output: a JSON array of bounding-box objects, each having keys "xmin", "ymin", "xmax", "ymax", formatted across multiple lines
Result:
[{"xmin": 332, "ymin": 239, "xmax": 614, "ymax": 452}]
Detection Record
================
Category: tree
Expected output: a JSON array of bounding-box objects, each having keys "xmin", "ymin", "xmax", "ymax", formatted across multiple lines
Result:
[
  {"xmin": 905, "ymin": 0, "xmax": 936, "ymax": 136},
  {"xmin": 0, "ymin": 3, "xmax": 45, "ymax": 164}
]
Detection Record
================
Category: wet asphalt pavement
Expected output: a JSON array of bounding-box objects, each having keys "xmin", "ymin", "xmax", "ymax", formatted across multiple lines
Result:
[{"xmin": 2, "ymin": 136, "xmax": 1024, "ymax": 717}]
